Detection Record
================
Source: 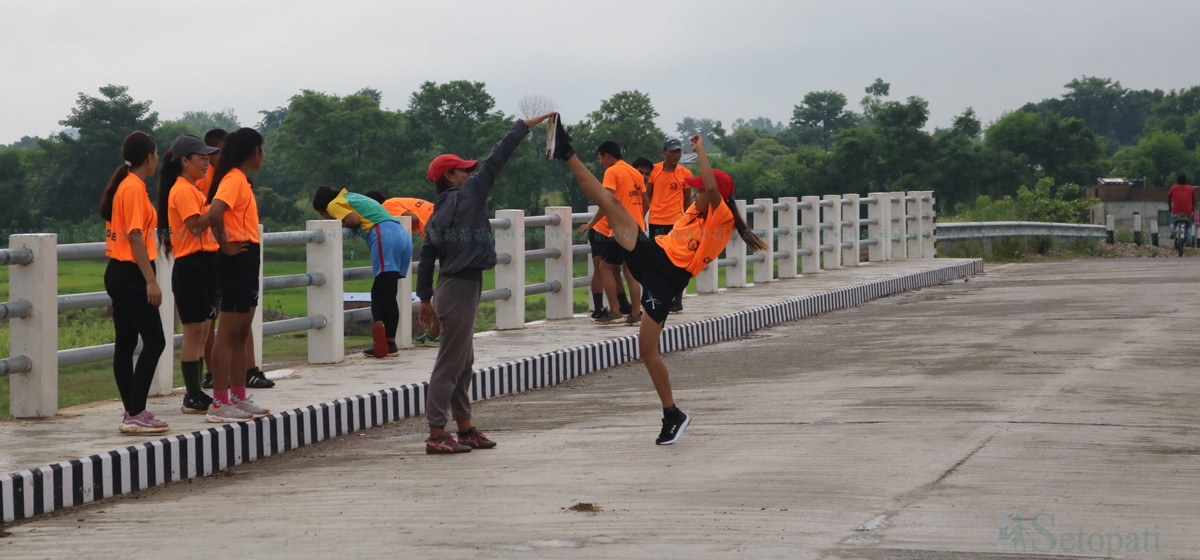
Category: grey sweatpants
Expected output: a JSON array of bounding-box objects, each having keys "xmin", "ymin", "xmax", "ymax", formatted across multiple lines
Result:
[{"xmin": 425, "ymin": 272, "xmax": 482, "ymax": 429}]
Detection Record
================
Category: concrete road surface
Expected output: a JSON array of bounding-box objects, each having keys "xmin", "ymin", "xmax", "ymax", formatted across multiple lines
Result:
[{"xmin": 2, "ymin": 258, "xmax": 1197, "ymax": 559}]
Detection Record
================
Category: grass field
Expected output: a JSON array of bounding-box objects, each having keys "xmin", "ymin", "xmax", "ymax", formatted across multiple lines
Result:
[{"xmin": 1, "ymin": 252, "xmax": 713, "ymax": 418}]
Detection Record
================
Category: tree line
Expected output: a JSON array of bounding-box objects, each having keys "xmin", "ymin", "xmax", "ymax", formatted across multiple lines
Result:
[{"xmin": 2, "ymin": 76, "xmax": 1199, "ymax": 242}]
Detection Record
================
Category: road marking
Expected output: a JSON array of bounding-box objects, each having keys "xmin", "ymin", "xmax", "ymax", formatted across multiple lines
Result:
[{"xmin": 986, "ymin": 262, "xmax": 1017, "ymax": 272}]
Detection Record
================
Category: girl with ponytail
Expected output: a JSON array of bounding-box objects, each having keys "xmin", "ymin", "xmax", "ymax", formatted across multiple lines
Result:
[
  {"xmin": 202, "ymin": 127, "xmax": 270, "ymax": 423},
  {"xmin": 100, "ymin": 130, "xmax": 170, "ymax": 434},
  {"xmin": 157, "ymin": 134, "xmax": 220, "ymax": 415},
  {"xmin": 557, "ymin": 128, "xmax": 765, "ymax": 446}
]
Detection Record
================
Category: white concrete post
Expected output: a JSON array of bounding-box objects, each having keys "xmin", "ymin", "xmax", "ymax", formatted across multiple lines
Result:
[
  {"xmin": 307, "ymin": 220, "xmax": 344, "ymax": 363},
  {"xmin": 726, "ymin": 200, "xmax": 749, "ymax": 288},
  {"xmin": 922, "ymin": 191, "xmax": 937, "ymax": 257},
  {"xmin": 906, "ymin": 191, "xmax": 924, "ymax": 258},
  {"xmin": 842, "ymin": 194, "xmax": 861, "ymax": 266},
  {"xmin": 586, "ymin": 204, "xmax": 598, "ymax": 311},
  {"xmin": 395, "ymin": 216, "xmax": 413, "ymax": 349},
  {"xmin": 494, "ymin": 209, "xmax": 525, "ymax": 330},
  {"xmin": 867, "ymin": 192, "xmax": 889, "ymax": 261},
  {"xmin": 149, "ymin": 252, "xmax": 174, "ymax": 396},
  {"xmin": 822, "ymin": 194, "xmax": 842, "ymax": 269},
  {"xmin": 252, "ymin": 224, "xmax": 264, "ymax": 367},
  {"xmin": 890, "ymin": 193, "xmax": 908, "ymax": 260},
  {"xmin": 696, "ymin": 260, "xmax": 718, "ymax": 293},
  {"xmin": 9, "ymin": 234, "xmax": 58, "ymax": 418},
  {"xmin": 752, "ymin": 198, "xmax": 775, "ymax": 283},
  {"xmin": 800, "ymin": 196, "xmax": 820, "ymax": 274},
  {"xmin": 544, "ymin": 206, "xmax": 574, "ymax": 320},
  {"xmin": 1133, "ymin": 212, "xmax": 1143, "ymax": 245},
  {"xmin": 777, "ymin": 197, "xmax": 799, "ymax": 278}
]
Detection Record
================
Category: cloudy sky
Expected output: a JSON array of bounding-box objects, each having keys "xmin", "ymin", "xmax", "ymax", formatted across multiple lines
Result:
[{"xmin": 1, "ymin": 0, "xmax": 1196, "ymax": 145}]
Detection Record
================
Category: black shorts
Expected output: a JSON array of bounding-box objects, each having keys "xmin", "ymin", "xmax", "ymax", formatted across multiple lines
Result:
[
  {"xmin": 648, "ymin": 223, "xmax": 674, "ymax": 239},
  {"xmin": 602, "ymin": 235, "xmax": 627, "ymax": 266},
  {"xmin": 618, "ymin": 233, "xmax": 691, "ymax": 325},
  {"xmin": 173, "ymin": 251, "xmax": 218, "ymax": 324},
  {"xmin": 215, "ymin": 244, "xmax": 260, "ymax": 313},
  {"xmin": 587, "ymin": 229, "xmax": 607, "ymax": 259}
]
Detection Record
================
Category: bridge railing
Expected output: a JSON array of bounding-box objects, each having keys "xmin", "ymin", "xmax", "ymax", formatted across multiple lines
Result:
[
  {"xmin": 0, "ymin": 190, "xmax": 936, "ymax": 417},
  {"xmin": 935, "ymin": 220, "xmax": 1106, "ymax": 257}
]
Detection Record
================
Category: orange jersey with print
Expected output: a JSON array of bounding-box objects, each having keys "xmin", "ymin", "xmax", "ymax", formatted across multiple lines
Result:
[
  {"xmin": 382, "ymin": 197, "xmax": 434, "ymax": 238},
  {"xmin": 647, "ymin": 162, "xmax": 694, "ymax": 225},
  {"xmin": 655, "ymin": 198, "xmax": 735, "ymax": 277},
  {"xmin": 213, "ymin": 167, "xmax": 260, "ymax": 243},
  {"xmin": 592, "ymin": 159, "xmax": 647, "ymax": 237},
  {"xmin": 105, "ymin": 174, "xmax": 158, "ymax": 262},
  {"xmin": 167, "ymin": 176, "xmax": 219, "ymax": 257},
  {"xmin": 195, "ymin": 164, "xmax": 216, "ymax": 199}
]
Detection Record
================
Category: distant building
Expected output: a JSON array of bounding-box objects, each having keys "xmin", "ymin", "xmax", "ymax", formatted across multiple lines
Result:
[{"xmin": 1086, "ymin": 177, "xmax": 1170, "ymax": 229}]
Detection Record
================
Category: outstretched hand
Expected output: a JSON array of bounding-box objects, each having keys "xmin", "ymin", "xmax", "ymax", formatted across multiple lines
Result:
[{"xmin": 523, "ymin": 112, "xmax": 556, "ymax": 128}]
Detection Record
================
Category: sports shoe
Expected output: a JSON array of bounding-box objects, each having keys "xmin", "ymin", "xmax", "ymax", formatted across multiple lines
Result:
[
  {"xmin": 245, "ymin": 368, "xmax": 276, "ymax": 388},
  {"xmin": 546, "ymin": 113, "xmax": 575, "ymax": 161},
  {"xmin": 120, "ymin": 410, "xmax": 170, "ymax": 434},
  {"xmin": 624, "ymin": 314, "xmax": 642, "ymax": 327},
  {"xmin": 590, "ymin": 307, "xmax": 609, "ymax": 320},
  {"xmin": 181, "ymin": 392, "xmax": 214, "ymax": 414},
  {"xmin": 232, "ymin": 395, "xmax": 270, "ymax": 419},
  {"xmin": 668, "ymin": 299, "xmax": 683, "ymax": 314},
  {"xmin": 414, "ymin": 332, "xmax": 440, "ymax": 347},
  {"xmin": 202, "ymin": 372, "xmax": 213, "ymax": 389},
  {"xmin": 593, "ymin": 311, "xmax": 625, "ymax": 325},
  {"xmin": 618, "ymin": 302, "xmax": 632, "ymax": 315},
  {"xmin": 206, "ymin": 401, "xmax": 254, "ymax": 423},
  {"xmin": 457, "ymin": 427, "xmax": 497, "ymax": 449},
  {"xmin": 426, "ymin": 433, "xmax": 472, "ymax": 454},
  {"xmin": 656, "ymin": 409, "xmax": 690, "ymax": 445},
  {"xmin": 370, "ymin": 321, "xmax": 388, "ymax": 358}
]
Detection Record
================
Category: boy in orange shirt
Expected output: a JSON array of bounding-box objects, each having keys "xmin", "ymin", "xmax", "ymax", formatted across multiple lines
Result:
[
  {"xmin": 577, "ymin": 140, "xmax": 647, "ymax": 326},
  {"xmin": 646, "ymin": 138, "xmax": 694, "ymax": 313}
]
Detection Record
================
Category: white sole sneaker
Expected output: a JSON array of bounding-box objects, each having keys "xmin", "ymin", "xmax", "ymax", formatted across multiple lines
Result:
[{"xmin": 206, "ymin": 407, "xmax": 253, "ymax": 423}]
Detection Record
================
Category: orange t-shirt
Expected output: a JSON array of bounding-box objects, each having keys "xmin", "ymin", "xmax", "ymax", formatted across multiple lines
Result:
[
  {"xmin": 647, "ymin": 162, "xmax": 694, "ymax": 226},
  {"xmin": 592, "ymin": 159, "xmax": 647, "ymax": 237},
  {"xmin": 212, "ymin": 167, "xmax": 260, "ymax": 243},
  {"xmin": 167, "ymin": 176, "xmax": 219, "ymax": 257},
  {"xmin": 655, "ymin": 198, "xmax": 735, "ymax": 277},
  {"xmin": 105, "ymin": 174, "xmax": 158, "ymax": 262},
  {"xmin": 382, "ymin": 197, "xmax": 434, "ymax": 238},
  {"xmin": 195, "ymin": 164, "xmax": 216, "ymax": 199}
]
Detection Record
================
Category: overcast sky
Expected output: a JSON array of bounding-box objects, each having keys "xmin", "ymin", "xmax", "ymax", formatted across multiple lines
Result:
[{"xmin": 2, "ymin": 0, "xmax": 1197, "ymax": 146}]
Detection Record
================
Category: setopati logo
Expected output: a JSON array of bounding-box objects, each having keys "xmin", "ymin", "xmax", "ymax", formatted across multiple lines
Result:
[{"xmin": 994, "ymin": 513, "xmax": 1160, "ymax": 558}]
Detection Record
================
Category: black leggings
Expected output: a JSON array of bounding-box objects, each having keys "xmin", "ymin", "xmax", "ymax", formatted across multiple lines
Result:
[
  {"xmin": 371, "ymin": 271, "xmax": 401, "ymax": 339},
  {"xmin": 104, "ymin": 260, "xmax": 166, "ymax": 415}
]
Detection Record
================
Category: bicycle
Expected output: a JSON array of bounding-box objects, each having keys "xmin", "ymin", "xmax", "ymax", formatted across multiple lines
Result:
[{"xmin": 1172, "ymin": 213, "xmax": 1191, "ymax": 257}]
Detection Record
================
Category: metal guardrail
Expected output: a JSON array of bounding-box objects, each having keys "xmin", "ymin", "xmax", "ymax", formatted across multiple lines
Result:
[{"xmin": 936, "ymin": 221, "xmax": 1106, "ymax": 241}]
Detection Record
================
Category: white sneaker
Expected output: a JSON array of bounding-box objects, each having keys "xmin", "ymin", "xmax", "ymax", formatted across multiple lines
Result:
[
  {"xmin": 206, "ymin": 401, "xmax": 253, "ymax": 423},
  {"xmin": 233, "ymin": 395, "xmax": 270, "ymax": 419}
]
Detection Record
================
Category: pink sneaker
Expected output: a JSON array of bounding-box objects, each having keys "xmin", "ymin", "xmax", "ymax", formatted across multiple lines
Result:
[{"xmin": 120, "ymin": 410, "xmax": 170, "ymax": 434}]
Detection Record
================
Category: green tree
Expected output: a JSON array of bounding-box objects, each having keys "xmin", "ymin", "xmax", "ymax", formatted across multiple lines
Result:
[
  {"xmin": 731, "ymin": 117, "xmax": 785, "ymax": 135},
  {"xmin": 1110, "ymin": 130, "xmax": 1196, "ymax": 187},
  {"xmin": 791, "ymin": 90, "xmax": 855, "ymax": 152},
  {"xmin": 270, "ymin": 88, "xmax": 412, "ymax": 197},
  {"xmin": 181, "ymin": 110, "xmax": 240, "ymax": 134},
  {"xmin": 676, "ymin": 117, "xmax": 726, "ymax": 146},
  {"xmin": 33, "ymin": 85, "xmax": 159, "ymax": 221},
  {"xmin": 407, "ymin": 80, "xmax": 502, "ymax": 157},
  {"xmin": 0, "ymin": 146, "xmax": 35, "ymax": 234}
]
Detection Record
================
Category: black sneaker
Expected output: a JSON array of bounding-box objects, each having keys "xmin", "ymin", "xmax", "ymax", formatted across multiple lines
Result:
[
  {"xmin": 656, "ymin": 409, "xmax": 690, "ymax": 445},
  {"xmin": 590, "ymin": 307, "xmax": 609, "ymax": 320},
  {"xmin": 619, "ymin": 303, "xmax": 632, "ymax": 315},
  {"xmin": 202, "ymin": 372, "xmax": 213, "ymax": 389},
  {"xmin": 668, "ymin": 300, "xmax": 683, "ymax": 314},
  {"xmin": 546, "ymin": 114, "xmax": 575, "ymax": 161},
  {"xmin": 245, "ymin": 368, "xmax": 276, "ymax": 389},
  {"xmin": 181, "ymin": 392, "xmax": 213, "ymax": 414}
]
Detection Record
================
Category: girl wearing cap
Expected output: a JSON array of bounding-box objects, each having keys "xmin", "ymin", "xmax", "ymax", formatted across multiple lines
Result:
[
  {"xmin": 100, "ymin": 131, "xmax": 169, "ymax": 434},
  {"xmin": 556, "ymin": 131, "xmax": 766, "ymax": 445},
  {"xmin": 312, "ymin": 186, "xmax": 413, "ymax": 358},
  {"xmin": 416, "ymin": 111, "xmax": 555, "ymax": 454},
  {"xmin": 156, "ymin": 134, "xmax": 220, "ymax": 415},
  {"xmin": 203, "ymin": 128, "xmax": 270, "ymax": 423}
]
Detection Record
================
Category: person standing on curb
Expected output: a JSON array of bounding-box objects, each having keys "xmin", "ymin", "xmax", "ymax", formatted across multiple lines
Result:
[
  {"xmin": 577, "ymin": 140, "xmax": 647, "ymax": 326},
  {"xmin": 646, "ymin": 138, "xmax": 694, "ymax": 313},
  {"xmin": 417, "ymin": 112, "xmax": 555, "ymax": 454}
]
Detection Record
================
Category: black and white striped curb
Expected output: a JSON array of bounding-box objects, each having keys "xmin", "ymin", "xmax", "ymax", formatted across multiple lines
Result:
[{"xmin": 1, "ymin": 259, "xmax": 981, "ymax": 523}]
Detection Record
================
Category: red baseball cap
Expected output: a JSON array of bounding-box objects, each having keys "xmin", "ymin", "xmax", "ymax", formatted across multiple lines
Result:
[
  {"xmin": 426, "ymin": 154, "xmax": 478, "ymax": 182},
  {"xmin": 683, "ymin": 169, "xmax": 735, "ymax": 200}
]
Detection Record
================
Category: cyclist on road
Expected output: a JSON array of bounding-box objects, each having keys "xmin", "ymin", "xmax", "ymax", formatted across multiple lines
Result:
[{"xmin": 1167, "ymin": 174, "xmax": 1195, "ymax": 245}]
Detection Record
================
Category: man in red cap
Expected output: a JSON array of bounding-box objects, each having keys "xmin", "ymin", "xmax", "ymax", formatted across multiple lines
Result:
[{"xmin": 416, "ymin": 111, "xmax": 556, "ymax": 454}]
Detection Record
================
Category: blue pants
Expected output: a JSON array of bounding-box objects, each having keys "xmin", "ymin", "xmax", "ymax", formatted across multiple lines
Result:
[{"xmin": 367, "ymin": 220, "xmax": 413, "ymax": 277}]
